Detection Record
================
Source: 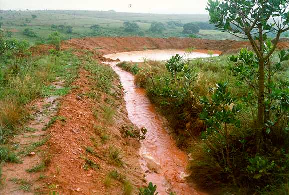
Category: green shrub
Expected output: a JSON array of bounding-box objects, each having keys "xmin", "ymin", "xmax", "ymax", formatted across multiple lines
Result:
[
  {"xmin": 139, "ymin": 182, "xmax": 157, "ymax": 195},
  {"xmin": 0, "ymin": 146, "xmax": 20, "ymax": 163},
  {"xmin": 23, "ymin": 28, "xmax": 37, "ymax": 37}
]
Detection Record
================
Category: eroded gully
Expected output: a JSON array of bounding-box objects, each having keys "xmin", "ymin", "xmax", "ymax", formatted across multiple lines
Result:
[{"xmin": 104, "ymin": 50, "xmax": 215, "ymax": 195}]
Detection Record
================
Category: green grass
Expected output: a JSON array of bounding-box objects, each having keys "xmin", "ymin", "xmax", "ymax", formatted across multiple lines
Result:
[
  {"xmin": 0, "ymin": 146, "xmax": 20, "ymax": 163},
  {"xmin": 108, "ymin": 146, "xmax": 123, "ymax": 167},
  {"xmin": 18, "ymin": 137, "xmax": 49, "ymax": 156},
  {"xmin": 26, "ymin": 162, "xmax": 46, "ymax": 173},
  {"xmin": 10, "ymin": 178, "xmax": 32, "ymax": 192},
  {"xmin": 82, "ymin": 157, "xmax": 100, "ymax": 170},
  {"xmin": 102, "ymin": 105, "xmax": 115, "ymax": 124},
  {"xmin": 0, "ymin": 10, "xmax": 239, "ymax": 45}
]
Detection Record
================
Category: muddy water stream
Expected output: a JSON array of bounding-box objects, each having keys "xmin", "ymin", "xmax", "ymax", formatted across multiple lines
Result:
[{"xmin": 105, "ymin": 50, "xmax": 216, "ymax": 195}]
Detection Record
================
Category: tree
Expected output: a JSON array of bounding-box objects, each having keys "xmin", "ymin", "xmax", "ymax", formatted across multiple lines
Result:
[
  {"xmin": 90, "ymin": 24, "xmax": 100, "ymax": 32},
  {"xmin": 31, "ymin": 14, "xmax": 37, "ymax": 19},
  {"xmin": 65, "ymin": 25, "xmax": 73, "ymax": 34},
  {"xmin": 23, "ymin": 28, "xmax": 37, "ymax": 37},
  {"xmin": 123, "ymin": 21, "xmax": 139, "ymax": 32},
  {"xmin": 149, "ymin": 22, "xmax": 166, "ymax": 34},
  {"xmin": 182, "ymin": 22, "xmax": 200, "ymax": 34},
  {"xmin": 48, "ymin": 32, "xmax": 61, "ymax": 51},
  {"xmin": 207, "ymin": 0, "xmax": 289, "ymax": 149}
]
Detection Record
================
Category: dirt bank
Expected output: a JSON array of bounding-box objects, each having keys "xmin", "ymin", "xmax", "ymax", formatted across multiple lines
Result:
[
  {"xmin": 60, "ymin": 37, "xmax": 289, "ymax": 56},
  {"xmin": 44, "ymin": 63, "xmax": 145, "ymax": 194}
]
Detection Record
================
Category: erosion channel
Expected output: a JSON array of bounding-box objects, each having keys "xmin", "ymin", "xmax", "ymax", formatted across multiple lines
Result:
[{"xmin": 104, "ymin": 49, "xmax": 218, "ymax": 195}]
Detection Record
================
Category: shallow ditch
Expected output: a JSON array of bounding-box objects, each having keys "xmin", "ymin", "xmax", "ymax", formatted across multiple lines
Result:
[{"xmin": 104, "ymin": 49, "xmax": 217, "ymax": 195}]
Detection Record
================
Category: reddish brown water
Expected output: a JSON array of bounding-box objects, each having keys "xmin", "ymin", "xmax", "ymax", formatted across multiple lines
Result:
[
  {"xmin": 105, "ymin": 50, "xmax": 214, "ymax": 194},
  {"xmin": 108, "ymin": 64, "xmax": 199, "ymax": 195}
]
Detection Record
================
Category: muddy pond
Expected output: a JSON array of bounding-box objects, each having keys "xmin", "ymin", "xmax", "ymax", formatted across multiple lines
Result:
[{"xmin": 104, "ymin": 49, "xmax": 218, "ymax": 195}]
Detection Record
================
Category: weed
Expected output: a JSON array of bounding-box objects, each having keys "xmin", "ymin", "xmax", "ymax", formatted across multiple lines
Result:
[
  {"xmin": 104, "ymin": 176, "xmax": 112, "ymax": 188},
  {"xmin": 24, "ymin": 127, "xmax": 37, "ymax": 132},
  {"xmin": 123, "ymin": 180, "xmax": 133, "ymax": 195},
  {"xmin": 92, "ymin": 109, "xmax": 99, "ymax": 120},
  {"xmin": 102, "ymin": 105, "xmax": 115, "ymax": 124},
  {"xmin": 18, "ymin": 137, "xmax": 49, "ymax": 156},
  {"xmin": 139, "ymin": 182, "xmax": 158, "ymax": 195},
  {"xmin": 26, "ymin": 162, "xmax": 46, "ymax": 173},
  {"xmin": 108, "ymin": 146, "xmax": 123, "ymax": 167},
  {"xmin": 108, "ymin": 170, "xmax": 126, "ymax": 183},
  {"xmin": 38, "ymin": 174, "xmax": 47, "ymax": 180},
  {"xmin": 85, "ymin": 146, "xmax": 103, "ymax": 160},
  {"xmin": 0, "ymin": 146, "xmax": 20, "ymax": 163},
  {"xmin": 10, "ymin": 178, "xmax": 32, "ymax": 192},
  {"xmin": 100, "ymin": 134, "xmax": 110, "ymax": 144},
  {"xmin": 42, "ymin": 116, "xmax": 66, "ymax": 131},
  {"xmin": 82, "ymin": 157, "xmax": 100, "ymax": 170}
]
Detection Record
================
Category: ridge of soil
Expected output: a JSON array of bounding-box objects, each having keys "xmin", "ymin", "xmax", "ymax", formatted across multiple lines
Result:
[
  {"xmin": 43, "ymin": 67, "xmax": 145, "ymax": 194},
  {"xmin": 60, "ymin": 37, "xmax": 289, "ymax": 56}
]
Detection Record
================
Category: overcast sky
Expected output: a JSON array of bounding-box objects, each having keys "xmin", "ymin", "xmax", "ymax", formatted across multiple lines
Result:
[{"xmin": 0, "ymin": 0, "xmax": 209, "ymax": 14}]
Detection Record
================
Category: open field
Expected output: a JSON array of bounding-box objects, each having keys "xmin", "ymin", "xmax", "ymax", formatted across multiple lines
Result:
[{"xmin": 0, "ymin": 10, "xmax": 242, "ymax": 44}]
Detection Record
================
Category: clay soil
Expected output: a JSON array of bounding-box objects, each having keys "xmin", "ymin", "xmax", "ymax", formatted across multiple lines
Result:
[
  {"xmin": 43, "ymin": 68, "xmax": 145, "ymax": 194},
  {"xmin": 60, "ymin": 37, "xmax": 289, "ymax": 56}
]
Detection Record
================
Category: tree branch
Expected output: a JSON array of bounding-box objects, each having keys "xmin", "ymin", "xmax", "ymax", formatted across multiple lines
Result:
[{"xmin": 264, "ymin": 30, "xmax": 281, "ymax": 61}]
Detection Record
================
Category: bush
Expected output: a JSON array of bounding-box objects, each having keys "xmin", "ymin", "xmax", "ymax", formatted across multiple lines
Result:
[
  {"xmin": 23, "ymin": 28, "xmax": 37, "ymax": 37},
  {"xmin": 123, "ymin": 21, "xmax": 139, "ymax": 32},
  {"xmin": 182, "ymin": 22, "xmax": 200, "ymax": 34},
  {"xmin": 149, "ymin": 22, "xmax": 166, "ymax": 34}
]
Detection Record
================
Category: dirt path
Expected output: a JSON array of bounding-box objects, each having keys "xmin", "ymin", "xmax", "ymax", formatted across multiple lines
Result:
[{"xmin": 0, "ymin": 81, "xmax": 63, "ymax": 194}]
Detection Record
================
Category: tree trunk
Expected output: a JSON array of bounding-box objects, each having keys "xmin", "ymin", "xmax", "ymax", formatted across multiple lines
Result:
[{"xmin": 257, "ymin": 58, "xmax": 265, "ymax": 151}]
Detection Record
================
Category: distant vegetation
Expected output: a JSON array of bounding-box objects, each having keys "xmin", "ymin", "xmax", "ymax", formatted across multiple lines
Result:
[{"xmin": 0, "ymin": 10, "xmax": 246, "ymax": 45}]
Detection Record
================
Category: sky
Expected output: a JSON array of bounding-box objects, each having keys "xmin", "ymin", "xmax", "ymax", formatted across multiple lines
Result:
[{"xmin": 0, "ymin": 0, "xmax": 209, "ymax": 14}]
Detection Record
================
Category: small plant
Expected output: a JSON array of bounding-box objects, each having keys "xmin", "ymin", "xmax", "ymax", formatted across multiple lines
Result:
[
  {"xmin": 100, "ymin": 133, "xmax": 109, "ymax": 144},
  {"xmin": 0, "ymin": 146, "xmax": 20, "ymax": 163},
  {"xmin": 108, "ymin": 146, "xmax": 123, "ymax": 167},
  {"xmin": 139, "ymin": 182, "xmax": 158, "ymax": 195},
  {"xmin": 123, "ymin": 180, "xmax": 133, "ymax": 195},
  {"xmin": 10, "ymin": 178, "xmax": 32, "ymax": 192},
  {"xmin": 48, "ymin": 32, "xmax": 61, "ymax": 51},
  {"xmin": 165, "ymin": 54, "xmax": 185, "ymax": 81},
  {"xmin": 102, "ymin": 105, "xmax": 115, "ymax": 124},
  {"xmin": 120, "ymin": 125, "xmax": 146, "ymax": 140},
  {"xmin": 26, "ymin": 162, "xmax": 46, "ymax": 173},
  {"xmin": 104, "ymin": 176, "xmax": 112, "ymax": 188},
  {"xmin": 82, "ymin": 157, "xmax": 100, "ymax": 170},
  {"xmin": 108, "ymin": 170, "xmax": 126, "ymax": 183},
  {"xmin": 85, "ymin": 146, "xmax": 103, "ymax": 160}
]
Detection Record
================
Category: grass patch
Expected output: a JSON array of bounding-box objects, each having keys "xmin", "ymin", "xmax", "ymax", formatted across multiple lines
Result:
[
  {"xmin": 104, "ymin": 176, "xmax": 112, "ymax": 188},
  {"xmin": 102, "ymin": 105, "xmax": 115, "ymax": 124},
  {"xmin": 42, "ymin": 116, "xmax": 66, "ymax": 131},
  {"xmin": 85, "ymin": 146, "xmax": 103, "ymax": 160},
  {"xmin": 10, "ymin": 178, "xmax": 32, "ymax": 192},
  {"xmin": 123, "ymin": 180, "xmax": 133, "ymax": 195},
  {"xmin": 82, "ymin": 157, "xmax": 100, "ymax": 170},
  {"xmin": 100, "ymin": 134, "xmax": 110, "ymax": 144},
  {"xmin": 18, "ymin": 137, "xmax": 49, "ymax": 156},
  {"xmin": 26, "ymin": 162, "xmax": 46, "ymax": 173},
  {"xmin": 108, "ymin": 146, "xmax": 123, "ymax": 167},
  {"xmin": 0, "ymin": 146, "xmax": 20, "ymax": 163},
  {"xmin": 108, "ymin": 170, "xmax": 126, "ymax": 183}
]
